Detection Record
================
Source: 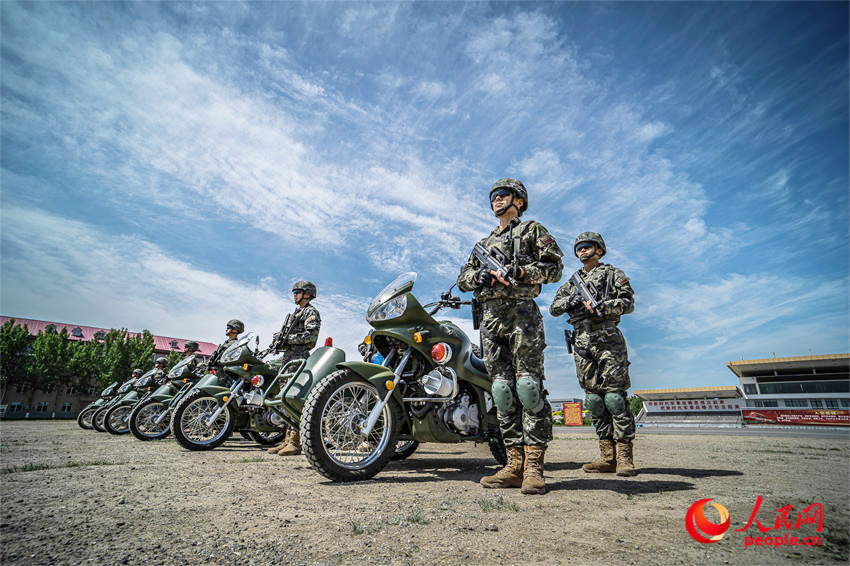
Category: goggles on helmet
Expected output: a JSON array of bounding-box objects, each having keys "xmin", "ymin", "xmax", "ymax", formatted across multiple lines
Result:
[
  {"xmin": 490, "ymin": 188, "xmax": 513, "ymax": 202},
  {"xmin": 575, "ymin": 242, "xmax": 595, "ymax": 251}
]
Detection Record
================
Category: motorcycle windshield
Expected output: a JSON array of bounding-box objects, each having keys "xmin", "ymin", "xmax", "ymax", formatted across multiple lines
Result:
[
  {"xmin": 168, "ymin": 355, "xmax": 195, "ymax": 378},
  {"xmin": 368, "ymin": 272, "xmax": 417, "ymax": 313},
  {"xmin": 221, "ymin": 332, "xmax": 255, "ymax": 358}
]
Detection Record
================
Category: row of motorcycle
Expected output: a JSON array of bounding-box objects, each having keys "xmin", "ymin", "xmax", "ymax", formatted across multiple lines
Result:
[{"xmin": 76, "ymin": 272, "xmax": 509, "ymax": 483}]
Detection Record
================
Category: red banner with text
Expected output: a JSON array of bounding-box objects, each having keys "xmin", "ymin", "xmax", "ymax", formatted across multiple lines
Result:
[{"xmin": 742, "ymin": 409, "xmax": 849, "ymax": 426}]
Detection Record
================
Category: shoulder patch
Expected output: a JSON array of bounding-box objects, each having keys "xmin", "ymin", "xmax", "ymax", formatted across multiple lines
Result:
[
  {"xmin": 617, "ymin": 277, "xmax": 630, "ymax": 285},
  {"xmin": 540, "ymin": 235, "xmax": 555, "ymax": 245}
]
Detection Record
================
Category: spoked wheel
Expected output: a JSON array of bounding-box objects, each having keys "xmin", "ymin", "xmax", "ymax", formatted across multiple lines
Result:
[
  {"xmin": 130, "ymin": 398, "xmax": 171, "ymax": 440},
  {"xmin": 92, "ymin": 406, "xmax": 110, "ymax": 432},
  {"xmin": 171, "ymin": 390, "xmax": 234, "ymax": 451},
  {"xmin": 105, "ymin": 405, "xmax": 133, "ymax": 435},
  {"xmin": 301, "ymin": 369, "xmax": 401, "ymax": 482},
  {"xmin": 247, "ymin": 429, "xmax": 287, "ymax": 446},
  {"xmin": 392, "ymin": 440, "xmax": 420, "ymax": 461},
  {"xmin": 77, "ymin": 405, "xmax": 97, "ymax": 430}
]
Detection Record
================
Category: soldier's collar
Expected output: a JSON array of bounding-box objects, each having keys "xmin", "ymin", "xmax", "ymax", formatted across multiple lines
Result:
[{"xmin": 492, "ymin": 217, "xmax": 522, "ymax": 235}]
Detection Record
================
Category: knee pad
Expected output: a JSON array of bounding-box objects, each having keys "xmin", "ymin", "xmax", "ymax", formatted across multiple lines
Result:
[
  {"xmin": 585, "ymin": 393, "xmax": 605, "ymax": 417},
  {"xmin": 491, "ymin": 380, "xmax": 515, "ymax": 413},
  {"xmin": 604, "ymin": 392, "xmax": 627, "ymax": 414},
  {"xmin": 516, "ymin": 376, "xmax": 544, "ymax": 412}
]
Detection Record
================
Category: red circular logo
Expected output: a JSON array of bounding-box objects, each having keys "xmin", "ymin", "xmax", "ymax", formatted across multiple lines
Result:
[{"xmin": 685, "ymin": 498, "xmax": 731, "ymax": 543}]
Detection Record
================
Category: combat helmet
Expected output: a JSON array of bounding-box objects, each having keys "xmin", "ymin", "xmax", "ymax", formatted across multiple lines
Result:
[
  {"xmin": 292, "ymin": 280, "xmax": 317, "ymax": 298},
  {"xmin": 574, "ymin": 232, "xmax": 606, "ymax": 257},
  {"xmin": 132, "ymin": 368, "xmax": 143, "ymax": 376},
  {"xmin": 489, "ymin": 178, "xmax": 529, "ymax": 214},
  {"xmin": 226, "ymin": 319, "xmax": 245, "ymax": 333},
  {"xmin": 184, "ymin": 341, "xmax": 199, "ymax": 353},
  {"xmin": 154, "ymin": 356, "xmax": 168, "ymax": 366}
]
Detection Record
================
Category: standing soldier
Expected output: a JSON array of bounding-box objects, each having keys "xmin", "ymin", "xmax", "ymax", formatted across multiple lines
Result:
[
  {"xmin": 268, "ymin": 280, "xmax": 321, "ymax": 457},
  {"xmin": 458, "ymin": 178, "xmax": 563, "ymax": 495},
  {"xmin": 549, "ymin": 232, "xmax": 636, "ymax": 477}
]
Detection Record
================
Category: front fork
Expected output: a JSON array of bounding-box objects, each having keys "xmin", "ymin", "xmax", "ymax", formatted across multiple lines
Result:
[
  {"xmin": 203, "ymin": 379, "xmax": 245, "ymax": 427},
  {"xmin": 360, "ymin": 347, "xmax": 412, "ymax": 436}
]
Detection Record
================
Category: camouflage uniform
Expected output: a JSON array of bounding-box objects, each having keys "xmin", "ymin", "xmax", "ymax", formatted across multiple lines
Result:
[
  {"xmin": 458, "ymin": 217, "xmax": 563, "ymax": 447},
  {"xmin": 550, "ymin": 263, "xmax": 635, "ymax": 441},
  {"xmin": 276, "ymin": 303, "xmax": 321, "ymax": 364}
]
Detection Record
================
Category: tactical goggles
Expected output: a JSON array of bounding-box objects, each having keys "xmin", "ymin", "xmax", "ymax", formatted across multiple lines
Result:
[
  {"xmin": 292, "ymin": 289, "xmax": 304, "ymax": 295},
  {"xmin": 226, "ymin": 325, "xmax": 239, "ymax": 331},
  {"xmin": 490, "ymin": 188, "xmax": 513, "ymax": 202},
  {"xmin": 575, "ymin": 242, "xmax": 595, "ymax": 251}
]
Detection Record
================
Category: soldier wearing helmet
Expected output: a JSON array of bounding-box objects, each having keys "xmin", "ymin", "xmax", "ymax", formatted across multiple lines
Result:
[
  {"xmin": 550, "ymin": 232, "xmax": 637, "ymax": 477},
  {"xmin": 267, "ymin": 280, "xmax": 322, "ymax": 457},
  {"xmin": 457, "ymin": 178, "xmax": 563, "ymax": 495},
  {"xmin": 204, "ymin": 320, "xmax": 246, "ymax": 373},
  {"xmin": 132, "ymin": 368, "xmax": 143, "ymax": 377}
]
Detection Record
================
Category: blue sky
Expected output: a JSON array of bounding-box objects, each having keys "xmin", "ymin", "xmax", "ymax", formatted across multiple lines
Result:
[{"xmin": 1, "ymin": 2, "xmax": 847, "ymax": 399}]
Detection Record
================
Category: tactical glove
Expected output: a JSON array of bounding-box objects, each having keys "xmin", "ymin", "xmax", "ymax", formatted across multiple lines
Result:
[{"xmin": 475, "ymin": 268, "xmax": 494, "ymax": 287}]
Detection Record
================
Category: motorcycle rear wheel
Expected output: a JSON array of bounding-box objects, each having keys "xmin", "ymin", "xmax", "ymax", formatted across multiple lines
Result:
[
  {"xmin": 247, "ymin": 430, "xmax": 287, "ymax": 445},
  {"xmin": 391, "ymin": 440, "xmax": 419, "ymax": 461},
  {"xmin": 301, "ymin": 369, "xmax": 401, "ymax": 482},
  {"xmin": 130, "ymin": 398, "xmax": 171, "ymax": 440},
  {"xmin": 104, "ymin": 404, "xmax": 133, "ymax": 435},
  {"xmin": 76, "ymin": 405, "xmax": 96, "ymax": 430},
  {"xmin": 171, "ymin": 390, "xmax": 234, "ymax": 451}
]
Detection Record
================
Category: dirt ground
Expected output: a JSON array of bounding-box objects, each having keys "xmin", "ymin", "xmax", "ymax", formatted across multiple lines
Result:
[{"xmin": 1, "ymin": 422, "xmax": 847, "ymax": 566}]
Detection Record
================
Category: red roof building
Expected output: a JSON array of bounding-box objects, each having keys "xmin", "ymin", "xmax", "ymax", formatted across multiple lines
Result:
[{"xmin": 0, "ymin": 316, "xmax": 217, "ymax": 356}]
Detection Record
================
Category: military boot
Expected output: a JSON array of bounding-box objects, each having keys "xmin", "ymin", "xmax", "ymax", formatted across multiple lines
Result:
[
  {"xmin": 267, "ymin": 430, "xmax": 292, "ymax": 454},
  {"xmin": 480, "ymin": 446, "xmax": 524, "ymax": 488},
  {"xmin": 520, "ymin": 445, "xmax": 546, "ymax": 495},
  {"xmin": 582, "ymin": 438, "xmax": 617, "ymax": 473},
  {"xmin": 616, "ymin": 440, "xmax": 636, "ymax": 477},
  {"xmin": 278, "ymin": 429, "xmax": 302, "ymax": 456}
]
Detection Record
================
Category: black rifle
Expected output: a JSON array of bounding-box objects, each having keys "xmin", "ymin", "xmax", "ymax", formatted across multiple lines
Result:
[
  {"xmin": 564, "ymin": 329, "xmax": 574, "ymax": 354},
  {"xmin": 472, "ymin": 243, "xmax": 518, "ymax": 286},
  {"xmin": 270, "ymin": 314, "xmax": 295, "ymax": 353},
  {"xmin": 569, "ymin": 271, "xmax": 604, "ymax": 316}
]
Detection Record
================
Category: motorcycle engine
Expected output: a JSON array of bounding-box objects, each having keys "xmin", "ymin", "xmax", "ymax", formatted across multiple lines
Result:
[
  {"xmin": 436, "ymin": 393, "xmax": 480, "ymax": 436},
  {"xmin": 239, "ymin": 388, "xmax": 265, "ymax": 408},
  {"xmin": 262, "ymin": 408, "xmax": 287, "ymax": 428}
]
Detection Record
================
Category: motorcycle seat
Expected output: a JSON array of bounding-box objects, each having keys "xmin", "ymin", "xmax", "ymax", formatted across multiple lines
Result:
[{"xmin": 469, "ymin": 351, "xmax": 487, "ymax": 374}]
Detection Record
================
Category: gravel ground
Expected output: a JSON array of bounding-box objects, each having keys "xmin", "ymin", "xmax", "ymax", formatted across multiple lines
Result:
[{"xmin": 1, "ymin": 421, "xmax": 848, "ymax": 566}]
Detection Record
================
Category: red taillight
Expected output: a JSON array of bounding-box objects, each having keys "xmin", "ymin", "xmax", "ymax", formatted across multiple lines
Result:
[
  {"xmin": 210, "ymin": 369, "xmax": 216, "ymax": 375},
  {"xmin": 325, "ymin": 337, "xmax": 333, "ymax": 347},
  {"xmin": 251, "ymin": 375, "xmax": 264, "ymax": 387},
  {"xmin": 431, "ymin": 342, "xmax": 452, "ymax": 364}
]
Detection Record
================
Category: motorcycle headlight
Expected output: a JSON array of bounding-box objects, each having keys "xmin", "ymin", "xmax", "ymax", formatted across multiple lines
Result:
[
  {"xmin": 137, "ymin": 376, "xmax": 152, "ymax": 387},
  {"xmin": 221, "ymin": 348, "xmax": 242, "ymax": 363},
  {"xmin": 169, "ymin": 366, "xmax": 187, "ymax": 379},
  {"xmin": 367, "ymin": 295, "xmax": 407, "ymax": 322}
]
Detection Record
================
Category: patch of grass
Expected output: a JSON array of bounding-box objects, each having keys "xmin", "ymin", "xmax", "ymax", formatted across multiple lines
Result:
[
  {"xmin": 348, "ymin": 519, "xmax": 365, "ymax": 535},
  {"xmin": 1, "ymin": 460, "xmax": 125, "ymax": 474},
  {"xmin": 237, "ymin": 456, "xmax": 266, "ymax": 463},
  {"xmin": 406, "ymin": 507, "xmax": 429, "ymax": 525},
  {"xmin": 754, "ymin": 449, "xmax": 794, "ymax": 455},
  {"xmin": 476, "ymin": 495, "xmax": 519, "ymax": 512}
]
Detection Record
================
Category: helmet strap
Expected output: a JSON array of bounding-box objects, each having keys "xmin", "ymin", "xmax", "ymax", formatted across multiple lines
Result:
[{"xmin": 493, "ymin": 194, "xmax": 518, "ymax": 217}]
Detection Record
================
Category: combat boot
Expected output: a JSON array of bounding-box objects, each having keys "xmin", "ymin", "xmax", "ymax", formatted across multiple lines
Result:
[
  {"xmin": 520, "ymin": 445, "xmax": 546, "ymax": 495},
  {"xmin": 616, "ymin": 440, "xmax": 636, "ymax": 477},
  {"xmin": 278, "ymin": 429, "xmax": 302, "ymax": 456},
  {"xmin": 480, "ymin": 446, "xmax": 524, "ymax": 488},
  {"xmin": 267, "ymin": 430, "xmax": 292, "ymax": 454},
  {"xmin": 582, "ymin": 438, "xmax": 617, "ymax": 473}
]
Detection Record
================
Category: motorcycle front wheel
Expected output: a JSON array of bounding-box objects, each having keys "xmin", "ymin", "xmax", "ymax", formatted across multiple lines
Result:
[
  {"xmin": 300, "ymin": 369, "xmax": 401, "ymax": 482},
  {"xmin": 130, "ymin": 398, "xmax": 171, "ymax": 440},
  {"xmin": 91, "ymin": 406, "xmax": 110, "ymax": 432},
  {"xmin": 104, "ymin": 404, "xmax": 133, "ymax": 435},
  {"xmin": 171, "ymin": 390, "xmax": 234, "ymax": 451},
  {"xmin": 76, "ymin": 405, "xmax": 97, "ymax": 430}
]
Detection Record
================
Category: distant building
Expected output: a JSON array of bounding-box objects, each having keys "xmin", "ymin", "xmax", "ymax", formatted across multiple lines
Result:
[
  {"xmin": 0, "ymin": 315, "xmax": 216, "ymax": 419},
  {"xmin": 727, "ymin": 353, "xmax": 849, "ymax": 426},
  {"xmin": 634, "ymin": 386, "xmax": 745, "ymax": 427}
]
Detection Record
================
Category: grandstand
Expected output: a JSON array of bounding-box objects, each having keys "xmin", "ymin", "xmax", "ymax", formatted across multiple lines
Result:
[{"xmin": 634, "ymin": 386, "xmax": 744, "ymax": 427}]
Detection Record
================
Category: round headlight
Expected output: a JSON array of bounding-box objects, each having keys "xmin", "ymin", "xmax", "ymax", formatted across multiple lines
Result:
[{"xmin": 367, "ymin": 295, "xmax": 407, "ymax": 323}]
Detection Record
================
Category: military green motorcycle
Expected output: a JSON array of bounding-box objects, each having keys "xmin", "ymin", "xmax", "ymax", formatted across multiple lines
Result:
[
  {"xmin": 299, "ymin": 272, "xmax": 507, "ymax": 482},
  {"xmin": 76, "ymin": 381, "xmax": 119, "ymax": 430},
  {"xmin": 104, "ymin": 369, "xmax": 163, "ymax": 435},
  {"xmin": 170, "ymin": 333, "xmax": 293, "ymax": 451},
  {"xmin": 128, "ymin": 355, "xmax": 203, "ymax": 440},
  {"xmin": 91, "ymin": 376, "xmax": 139, "ymax": 432}
]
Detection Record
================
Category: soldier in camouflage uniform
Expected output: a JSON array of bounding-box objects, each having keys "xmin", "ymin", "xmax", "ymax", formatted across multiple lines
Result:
[
  {"xmin": 204, "ymin": 320, "xmax": 245, "ymax": 373},
  {"xmin": 268, "ymin": 280, "xmax": 321, "ymax": 457},
  {"xmin": 550, "ymin": 232, "xmax": 636, "ymax": 476},
  {"xmin": 181, "ymin": 340, "xmax": 204, "ymax": 375},
  {"xmin": 458, "ymin": 179, "xmax": 563, "ymax": 495}
]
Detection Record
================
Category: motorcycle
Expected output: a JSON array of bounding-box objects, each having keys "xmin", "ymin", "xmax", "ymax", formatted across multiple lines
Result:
[
  {"xmin": 128, "ymin": 355, "xmax": 203, "ymax": 440},
  {"xmin": 91, "ymin": 376, "xmax": 139, "ymax": 432},
  {"xmin": 299, "ymin": 272, "xmax": 507, "ymax": 482},
  {"xmin": 104, "ymin": 368, "xmax": 163, "ymax": 435},
  {"xmin": 76, "ymin": 381, "xmax": 119, "ymax": 430},
  {"xmin": 169, "ymin": 333, "xmax": 292, "ymax": 451}
]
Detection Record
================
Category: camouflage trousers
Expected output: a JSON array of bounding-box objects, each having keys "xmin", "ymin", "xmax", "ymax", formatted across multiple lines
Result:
[
  {"xmin": 573, "ymin": 325, "xmax": 635, "ymax": 441},
  {"xmin": 481, "ymin": 298, "xmax": 552, "ymax": 448}
]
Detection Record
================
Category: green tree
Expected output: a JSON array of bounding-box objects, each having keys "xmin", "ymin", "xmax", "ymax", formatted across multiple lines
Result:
[
  {"xmin": 99, "ymin": 329, "xmax": 132, "ymax": 389},
  {"xmin": 165, "ymin": 349, "xmax": 182, "ymax": 369},
  {"xmin": 68, "ymin": 339, "xmax": 102, "ymax": 395},
  {"xmin": 127, "ymin": 330, "xmax": 156, "ymax": 372},
  {"xmin": 629, "ymin": 395, "xmax": 644, "ymax": 417},
  {"xmin": 30, "ymin": 326, "xmax": 75, "ymax": 395},
  {"xmin": 0, "ymin": 319, "xmax": 34, "ymax": 403}
]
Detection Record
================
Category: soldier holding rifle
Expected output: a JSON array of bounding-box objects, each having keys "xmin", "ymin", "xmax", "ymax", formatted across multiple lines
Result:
[
  {"xmin": 550, "ymin": 232, "xmax": 637, "ymax": 476},
  {"xmin": 268, "ymin": 280, "xmax": 321, "ymax": 457},
  {"xmin": 458, "ymin": 178, "xmax": 563, "ymax": 495}
]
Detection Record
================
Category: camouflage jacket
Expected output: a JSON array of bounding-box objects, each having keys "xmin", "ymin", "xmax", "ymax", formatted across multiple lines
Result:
[
  {"xmin": 549, "ymin": 263, "xmax": 634, "ymax": 325},
  {"xmin": 279, "ymin": 303, "xmax": 321, "ymax": 351},
  {"xmin": 206, "ymin": 337, "xmax": 237, "ymax": 370},
  {"xmin": 458, "ymin": 218, "xmax": 564, "ymax": 301}
]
